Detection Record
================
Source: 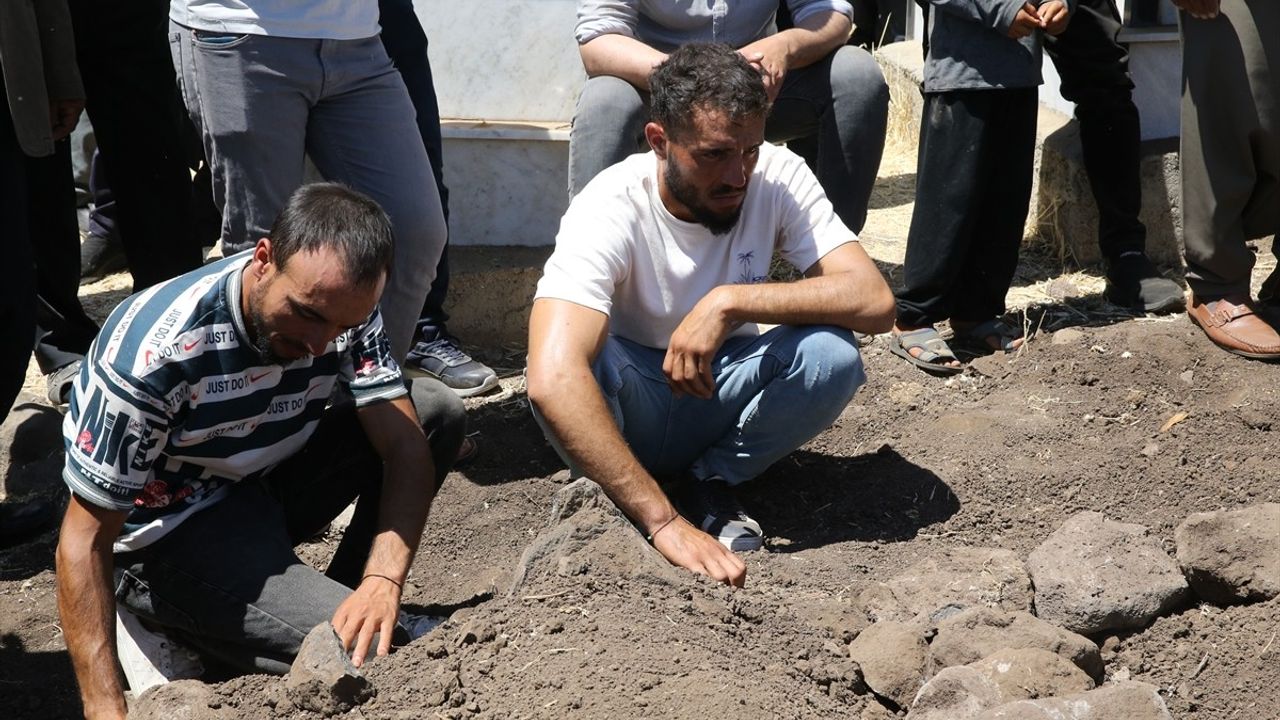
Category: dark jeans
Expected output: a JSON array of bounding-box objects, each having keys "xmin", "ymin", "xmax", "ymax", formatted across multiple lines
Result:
[
  {"xmin": 380, "ymin": 0, "xmax": 451, "ymax": 343},
  {"xmin": 896, "ymin": 89, "xmax": 1038, "ymax": 327},
  {"xmin": 112, "ymin": 378, "xmax": 466, "ymax": 674},
  {"xmin": 1044, "ymin": 0, "xmax": 1146, "ymax": 261},
  {"xmin": 0, "ymin": 69, "xmax": 36, "ymax": 424},
  {"xmin": 69, "ymin": 0, "xmax": 202, "ymax": 290}
]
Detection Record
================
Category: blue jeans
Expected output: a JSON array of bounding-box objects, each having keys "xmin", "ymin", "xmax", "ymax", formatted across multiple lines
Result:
[{"xmin": 545, "ymin": 325, "xmax": 866, "ymax": 486}]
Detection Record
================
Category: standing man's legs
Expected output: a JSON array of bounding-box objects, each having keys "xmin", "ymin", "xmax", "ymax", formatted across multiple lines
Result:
[
  {"xmin": 568, "ymin": 75, "xmax": 649, "ymax": 196},
  {"xmin": 69, "ymin": 0, "xmax": 201, "ymax": 290},
  {"xmin": 1180, "ymin": 0, "xmax": 1280, "ymax": 357},
  {"xmin": 303, "ymin": 37, "xmax": 447, "ymax": 361},
  {"xmin": 767, "ymin": 46, "xmax": 889, "ymax": 234},
  {"xmin": 24, "ymin": 139, "xmax": 101, "ymax": 403},
  {"xmin": 379, "ymin": 0, "xmax": 498, "ymax": 396},
  {"xmin": 0, "ymin": 68, "xmax": 37, "ymax": 424},
  {"xmin": 1044, "ymin": 0, "xmax": 1182, "ymax": 312}
]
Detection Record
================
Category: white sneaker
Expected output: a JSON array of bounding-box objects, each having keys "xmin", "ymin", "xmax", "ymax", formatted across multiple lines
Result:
[{"xmin": 115, "ymin": 606, "xmax": 204, "ymax": 695}]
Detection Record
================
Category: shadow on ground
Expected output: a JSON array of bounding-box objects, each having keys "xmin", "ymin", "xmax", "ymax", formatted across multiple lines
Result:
[
  {"xmin": 744, "ymin": 446, "xmax": 959, "ymax": 552},
  {"xmin": 0, "ymin": 635, "xmax": 79, "ymax": 718}
]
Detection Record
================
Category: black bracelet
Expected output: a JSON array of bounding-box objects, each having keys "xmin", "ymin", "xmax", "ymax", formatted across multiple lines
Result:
[
  {"xmin": 362, "ymin": 573, "xmax": 404, "ymax": 590},
  {"xmin": 645, "ymin": 514, "xmax": 679, "ymax": 544}
]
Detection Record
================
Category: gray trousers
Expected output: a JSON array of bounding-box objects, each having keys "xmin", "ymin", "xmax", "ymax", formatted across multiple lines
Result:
[
  {"xmin": 1180, "ymin": 0, "xmax": 1280, "ymax": 299},
  {"xmin": 167, "ymin": 24, "xmax": 446, "ymax": 360},
  {"xmin": 568, "ymin": 45, "xmax": 889, "ymax": 234}
]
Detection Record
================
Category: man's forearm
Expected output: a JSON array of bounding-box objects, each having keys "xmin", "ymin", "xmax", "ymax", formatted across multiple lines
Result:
[
  {"xmin": 57, "ymin": 537, "xmax": 127, "ymax": 719},
  {"xmin": 760, "ymin": 11, "xmax": 853, "ymax": 70},
  {"xmin": 579, "ymin": 34, "xmax": 669, "ymax": 89},
  {"xmin": 364, "ymin": 445, "xmax": 435, "ymax": 582},
  {"xmin": 530, "ymin": 365, "xmax": 676, "ymax": 534},
  {"xmin": 712, "ymin": 273, "xmax": 894, "ymax": 334}
]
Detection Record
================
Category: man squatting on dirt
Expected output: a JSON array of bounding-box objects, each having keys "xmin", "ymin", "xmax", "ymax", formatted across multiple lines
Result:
[
  {"xmin": 527, "ymin": 44, "xmax": 895, "ymax": 587},
  {"xmin": 55, "ymin": 185, "xmax": 465, "ymax": 720}
]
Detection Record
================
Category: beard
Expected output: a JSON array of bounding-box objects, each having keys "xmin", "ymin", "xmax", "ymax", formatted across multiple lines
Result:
[
  {"xmin": 664, "ymin": 160, "xmax": 744, "ymax": 236},
  {"xmin": 246, "ymin": 287, "xmax": 292, "ymax": 365}
]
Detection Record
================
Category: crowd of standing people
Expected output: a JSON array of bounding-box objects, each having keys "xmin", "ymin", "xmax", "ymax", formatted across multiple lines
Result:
[{"xmin": 0, "ymin": 0, "xmax": 1275, "ymax": 717}]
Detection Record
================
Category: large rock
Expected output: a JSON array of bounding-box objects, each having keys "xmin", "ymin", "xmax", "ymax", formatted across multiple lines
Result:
[
  {"xmin": 1027, "ymin": 512, "xmax": 1190, "ymax": 635},
  {"xmin": 847, "ymin": 620, "xmax": 929, "ymax": 710},
  {"xmin": 976, "ymin": 681, "xmax": 1173, "ymax": 720},
  {"xmin": 508, "ymin": 478, "xmax": 682, "ymax": 594},
  {"xmin": 909, "ymin": 649, "xmax": 1094, "ymax": 720},
  {"xmin": 286, "ymin": 623, "xmax": 375, "ymax": 716},
  {"xmin": 928, "ymin": 607, "xmax": 1103, "ymax": 681},
  {"xmin": 130, "ymin": 680, "xmax": 232, "ymax": 720},
  {"xmin": 859, "ymin": 547, "xmax": 1033, "ymax": 624},
  {"xmin": 1175, "ymin": 503, "xmax": 1280, "ymax": 604}
]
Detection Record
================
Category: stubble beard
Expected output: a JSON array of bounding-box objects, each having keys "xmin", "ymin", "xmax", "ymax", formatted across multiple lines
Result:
[{"xmin": 664, "ymin": 160, "xmax": 743, "ymax": 236}]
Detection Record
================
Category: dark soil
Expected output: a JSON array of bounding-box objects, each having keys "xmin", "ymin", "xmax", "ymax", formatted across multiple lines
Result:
[{"xmin": 3, "ymin": 311, "xmax": 1278, "ymax": 719}]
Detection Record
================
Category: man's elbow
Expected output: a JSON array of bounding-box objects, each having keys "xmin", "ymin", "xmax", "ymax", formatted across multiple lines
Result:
[{"xmin": 859, "ymin": 285, "xmax": 897, "ymax": 335}]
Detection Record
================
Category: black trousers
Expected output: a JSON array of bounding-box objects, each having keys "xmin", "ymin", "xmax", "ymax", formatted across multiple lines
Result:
[
  {"xmin": 896, "ymin": 89, "xmax": 1038, "ymax": 328},
  {"xmin": 0, "ymin": 71, "xmax": 36, "ymax": 424},
  {"xmin": 69, "ymin": 0, "xmax": 202, "ymax": 290},
  {"xmin": 27, "ymin": 141, "xmax": 100, "ymax": 375},
  {"xmin": 1044, "ymin": 0, "xmax": 1146, "ymax": 260}
]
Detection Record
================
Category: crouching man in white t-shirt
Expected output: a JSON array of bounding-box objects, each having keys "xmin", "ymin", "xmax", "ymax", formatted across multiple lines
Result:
[{"xmin": 527, "ymin": 43, "xmax": 895, "ymax": 587}]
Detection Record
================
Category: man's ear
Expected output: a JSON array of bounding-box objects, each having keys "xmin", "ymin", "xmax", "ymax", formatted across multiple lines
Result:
[
  {"xmin": 644, "ymin": 122, "xmax": 668, "ymax": 159},
  {"xmin": 251, "ymin": 238, "xmax": 274, "ymax": 278}
]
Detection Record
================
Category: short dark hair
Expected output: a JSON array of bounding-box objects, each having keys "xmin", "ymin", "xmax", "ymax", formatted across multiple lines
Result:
[
  {"xmin": 648, "ymin": 43, "xmax": 770, "ymax": 141},
  {"xmin": 268, "ymin": 183, "xmax": 394, "ymax": 287}
]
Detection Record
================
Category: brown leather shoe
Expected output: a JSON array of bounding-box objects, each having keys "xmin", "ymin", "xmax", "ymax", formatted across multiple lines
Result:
[{"xmin": 1186, "ymin": 294, "xmax": 1280, "ymax": 359}]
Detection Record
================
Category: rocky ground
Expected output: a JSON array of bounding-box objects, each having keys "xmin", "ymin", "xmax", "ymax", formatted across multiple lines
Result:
[{"xmin": 2, "ymin": 140, "xmax": 1278, "ymax": 719}]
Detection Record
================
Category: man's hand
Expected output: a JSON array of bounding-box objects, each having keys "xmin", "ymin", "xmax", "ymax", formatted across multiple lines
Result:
[
  {"xmin": 650, "ymin": 516, "xmax": 746, "ymax": 587},
  {"xmin": 1008, "ymin": 3, "xmax": 1043, "ymax": 38},
  {"xmin": 663, "ymin": 289, "xmax": 736, "ymax": 399},
  {"xmin": 1038, "ymin": 0, "xmax": 1070, "ymax": 34},
  {"xmin": 738, "ymin": 35, "xmax": 792, "ymax": 102},
  {"xmin": 332, "ymin": 576, "xmax": 402, "ymax": 667},
  {"xmin": 1172, "ymin": 0, "xmax": 1220, "ymax": 19},
  {"xmin": 49, "ymin": 98, "xmax": 84, "ymax": 141}
]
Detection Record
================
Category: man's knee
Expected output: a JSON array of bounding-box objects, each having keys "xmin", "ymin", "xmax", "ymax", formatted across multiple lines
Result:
[
  {"xmin": 573, "ymin": 75, "xmax": 648, "ymax": 130},
  {"xmin": 790, "ymin": 325, "xmax": 866, "ymax": 402},
  {"xmin": 829, "ymin": 46, "xmax": 889, "ymax": 113},
  {"xmin": 407, "ymin": 376, "xmax": 466, "ymax": 448}
]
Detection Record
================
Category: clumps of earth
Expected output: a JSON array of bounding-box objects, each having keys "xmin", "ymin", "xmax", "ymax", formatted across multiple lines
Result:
[
  {"xmin": 130, "ymin": 479, "xmax": 1279, "ymax": 720},
  {"xmin": 4, "ymin": 318, "xmax": 1280, "ymax": 719}
]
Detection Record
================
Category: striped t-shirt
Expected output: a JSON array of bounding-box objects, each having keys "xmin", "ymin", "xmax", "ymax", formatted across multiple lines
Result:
[{"xmin": 63, "ymin": 252, "xmax": 407, "ymax": 552}]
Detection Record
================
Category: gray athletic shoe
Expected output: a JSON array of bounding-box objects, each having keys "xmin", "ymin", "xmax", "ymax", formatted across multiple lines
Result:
[
  {"xmin": 402, "ymin": 335, "xmax": 499, "ymax": 398},
  {"xmin": 675, "ymin": 476, "xmax": 764, "ymax": 552},
  {"xmin": 46, "ymin": 359, "xmax": 82, "ymax": 406}
]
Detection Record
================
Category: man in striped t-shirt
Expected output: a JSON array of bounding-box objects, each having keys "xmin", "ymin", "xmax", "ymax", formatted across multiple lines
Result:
[{"xmin": 55, "ymin": 184, "xmax": 465, "ymax": 720}]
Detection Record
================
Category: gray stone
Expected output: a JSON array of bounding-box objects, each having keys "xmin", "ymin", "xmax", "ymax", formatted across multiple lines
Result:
[
  {"xmin": 1028, "ymin": 512, "xmax": 1190, "ymax": 635},
  {"xmin": 286, "ymin": 623, "xmax": 375, "ymax": 716},
  {"xmin": 130, "ymin": 680, "xmax": 231, "ymax": 720},
  {"xmin": 860, "ymin": 547, "xmax": 1033, "ymax": 624},
  {"xmin": 928, "ymin": 607, "xmax": 1103, "ymax": 681},
  {"xmin": 975, "ymin": 681, "xmax": 1174, "ymax": 720},
  {"xmin": 847, "ymin": 620, "xmax": 929, "ymax": 710},
  {"xmin": 909, "ymin": 649, "xmax": 1094, "ymax": 720},
  {"xmin": 1175, "ymin": 503, "xmax": 1280, "ymax": 604}
]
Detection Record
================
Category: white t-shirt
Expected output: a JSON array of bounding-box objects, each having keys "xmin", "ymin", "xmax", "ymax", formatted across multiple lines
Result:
[
  {"xmin": 170, "ymin": 0, "xmax": 379, "ymax": 40},
  {"xmin": 535, "ymin": 143, "xmax": 857, "ymax": 349}
]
